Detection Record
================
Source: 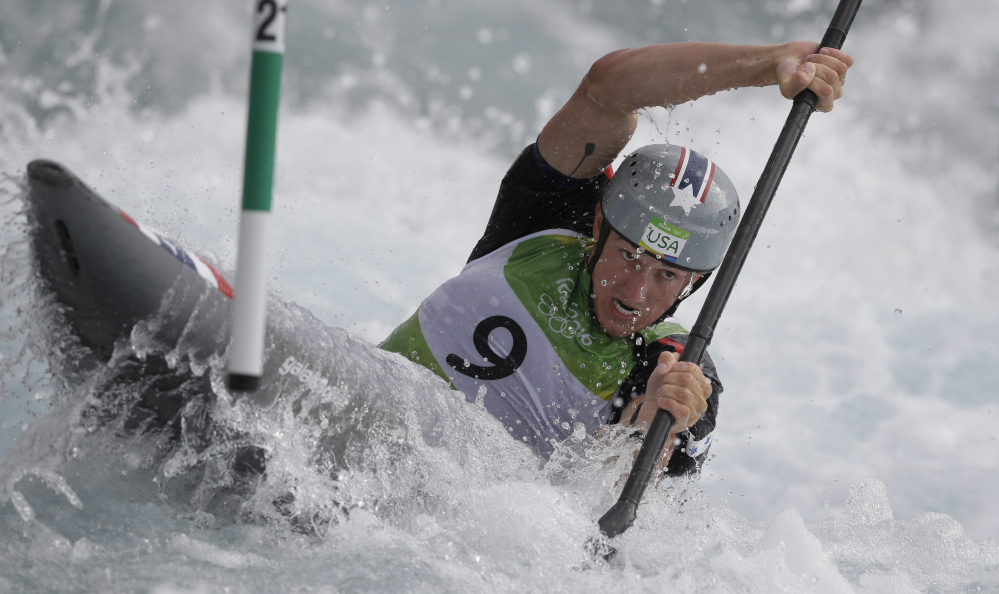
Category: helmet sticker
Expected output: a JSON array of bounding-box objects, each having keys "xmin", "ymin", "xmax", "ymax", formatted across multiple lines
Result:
[
  {"xmin": 668, "ymin": 147, "xmax": 716, "ymax": 215},
  {"xmin": 601, "ymin": 144, "xmax": 738, "ymax": 272},
  {"xmin": 639, "ymin": 216, "xmax": 690, "ymax": 262}
]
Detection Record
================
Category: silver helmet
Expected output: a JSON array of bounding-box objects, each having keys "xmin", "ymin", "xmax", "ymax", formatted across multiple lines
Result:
[{"xmin": 601, "ymin": 144, "xmax": 740, "ymax": 272}]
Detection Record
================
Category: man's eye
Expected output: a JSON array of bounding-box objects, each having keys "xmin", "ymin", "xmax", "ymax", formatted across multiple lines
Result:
[{"xmin": 622, "ymin": 250, "xmax": 640, "ymax": 261}]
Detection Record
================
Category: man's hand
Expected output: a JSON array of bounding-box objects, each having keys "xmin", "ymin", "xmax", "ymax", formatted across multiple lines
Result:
[
  {"xmin": 775, "ymin": 42, "xmax": 854, "ymax": 113},
  {"xmin": 629, "ymin": 351, "xmax": 712, "ymax": 434}
]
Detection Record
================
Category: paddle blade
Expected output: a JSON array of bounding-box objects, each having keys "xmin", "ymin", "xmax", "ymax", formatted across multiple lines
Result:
[{"xmin": 597, "ymin": 499, "xmax": 638, "ymax": 539}]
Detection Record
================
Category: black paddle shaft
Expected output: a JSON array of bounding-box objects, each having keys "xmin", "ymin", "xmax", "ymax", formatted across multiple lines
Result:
[{"xmin": 598, "ymin": 0, "xmax": 863, "ymax": 539}]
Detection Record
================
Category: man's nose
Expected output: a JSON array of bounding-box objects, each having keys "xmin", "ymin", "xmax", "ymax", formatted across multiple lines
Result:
[{"xmin": 620, "ymin": 267, "xmax": 653, "ymax": 303}]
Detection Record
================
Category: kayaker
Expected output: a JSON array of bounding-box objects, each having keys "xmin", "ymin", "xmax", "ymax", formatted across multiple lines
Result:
[{"xmin": 382, "ymin": 41, "xmax": 853, "ymax": 473}]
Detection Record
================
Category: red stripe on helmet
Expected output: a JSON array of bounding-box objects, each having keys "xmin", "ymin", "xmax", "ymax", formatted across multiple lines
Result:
[
  {"xmin": 700, "ymin": 161, "xmax": 716, "ymax": 203},
  {"xmin": 671, "ymin": 147, "xmax": 686, "ymax": 187}
]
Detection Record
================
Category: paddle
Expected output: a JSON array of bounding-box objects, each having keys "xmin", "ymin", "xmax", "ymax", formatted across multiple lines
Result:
[
  {"xmin": 596, "ymin": 0, "xmax": 864, "ymax": 541},
  {"xmin": 227, "ymin": 0, "xmax": 290, "ymax": 391}
]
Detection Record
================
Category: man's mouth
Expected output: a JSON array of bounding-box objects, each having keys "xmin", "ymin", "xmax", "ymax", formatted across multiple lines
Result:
[{"xmin": 614, "ymin": 299, "xmax": 640, "ymax": 317}]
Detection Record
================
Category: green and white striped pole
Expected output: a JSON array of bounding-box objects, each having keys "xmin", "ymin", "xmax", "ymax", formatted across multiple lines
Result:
[{"xmin": 226, "ymin": 0, "xmax": 288, "ymax": 391}]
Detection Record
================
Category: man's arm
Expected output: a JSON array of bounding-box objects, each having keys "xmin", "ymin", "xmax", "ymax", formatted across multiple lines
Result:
[{"xmin": 537, "ymin": 41, "xmax": 853, "ymax": 179}]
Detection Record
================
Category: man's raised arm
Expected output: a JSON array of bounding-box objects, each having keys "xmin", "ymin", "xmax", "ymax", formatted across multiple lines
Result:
[{"xmin": 537, "ymin": 41, "xmax": 853, "ymax": 179}]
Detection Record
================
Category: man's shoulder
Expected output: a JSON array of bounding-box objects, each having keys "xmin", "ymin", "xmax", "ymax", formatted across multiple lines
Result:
[{"xmin": 466, "ymin": 144, "xmax": 609, "ymax": 263}]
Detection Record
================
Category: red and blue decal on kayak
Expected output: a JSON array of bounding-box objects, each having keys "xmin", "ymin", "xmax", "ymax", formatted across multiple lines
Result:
[{"xmin": 118, "ymin": 209, "xmax": 234, "ymax": 299}]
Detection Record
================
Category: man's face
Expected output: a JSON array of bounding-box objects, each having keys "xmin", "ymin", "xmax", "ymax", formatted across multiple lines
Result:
[{"xmin": 590, "ymin": 231, "xmax": 700, "ymax": 339}]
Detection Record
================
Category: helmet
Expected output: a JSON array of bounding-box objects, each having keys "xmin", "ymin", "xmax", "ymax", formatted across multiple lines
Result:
[{"xmin": 600, "ymin": 144, "xmax": 740, "ymax": 272}]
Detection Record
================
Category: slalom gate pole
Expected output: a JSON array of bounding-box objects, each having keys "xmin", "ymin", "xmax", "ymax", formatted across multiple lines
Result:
[
  {"xmin": 596, "ymin": 0, "xmax": 863, "ymax": 540},
  {"xmin": 226, "ymin": 0, "xmax": 289, "ymax": 392}
]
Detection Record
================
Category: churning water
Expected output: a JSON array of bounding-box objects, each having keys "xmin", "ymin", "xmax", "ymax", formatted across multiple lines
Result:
[{"xmin": 2, "ymin": 0, "xmax": 999, "ymax": 591}]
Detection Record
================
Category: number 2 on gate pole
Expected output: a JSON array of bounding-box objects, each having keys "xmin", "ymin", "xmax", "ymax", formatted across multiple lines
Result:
[{"xmin": 226, "ymin": 0, "xmax": 289, "ymax": 391}]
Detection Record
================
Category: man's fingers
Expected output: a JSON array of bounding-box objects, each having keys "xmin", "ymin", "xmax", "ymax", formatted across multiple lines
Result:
[
  {"xmin": 807, "ymin": 51, "xmax": 851, "ymax": 83},
  {"xmin": 656, "ymin": 391, "xmax": 702, "ymax": 430},
  {"xmin": 658, "ymin": 394, "xmax": 704, "ymax": 418},
  {"xmin": 776, "ymin": 58, "xmax": 808, "ymax": 99},
  {"xmin": 667, "ymin": 361, "xmax": 709, "ymax": 390},
  {"xmin": 817, "ymin": 47, "xmax": 854, "ymax": 70},
  {"xmin": 809, "ymin": 76, "xmax": 837, "ymax": 112},
  {"xmin": 658, "ymin": 350, "xmax": 679, "ymax": 368},
  {"xmin": 649, "ymin": 350, "xmax": 679, "ymax": 384},
  {"xmin": 639, "ymin": 357, "xmax": 712, "ymax": 431},
  {"xmin": 777, "ymin": 45, "xmax": 853, "ymax": 109},
  {"xmin": 783, "ymin": 61, "xmax": 841, "ymax": 113},
  {"xmin": 657, "ymin": 383, "xmax": 707, "ymax": 413},
  {"xmin": 807, "ymin": 49, "xmax": 852, "ymax": 112},
  {"xmin": 654, "ymin": 378, "xmax": 709, "ymax": 427}
]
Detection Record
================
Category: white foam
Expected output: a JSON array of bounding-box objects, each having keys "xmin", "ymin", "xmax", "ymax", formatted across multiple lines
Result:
[{"xmin": 2, "ymin": 0, "xmax": 999, "ymax": 590}]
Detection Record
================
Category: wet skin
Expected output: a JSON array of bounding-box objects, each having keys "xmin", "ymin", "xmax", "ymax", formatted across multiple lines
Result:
[{"xmin": 589, "ymin": 230, "xmax": 700, "ymax": 340}]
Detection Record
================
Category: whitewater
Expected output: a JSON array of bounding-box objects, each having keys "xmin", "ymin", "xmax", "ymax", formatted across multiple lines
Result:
[{"xmin": 2, "ymin": 0, "xmax": 999, "ymax": 591}]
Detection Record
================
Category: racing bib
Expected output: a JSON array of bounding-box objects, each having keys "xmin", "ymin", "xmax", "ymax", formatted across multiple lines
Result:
[{"xmin": 381, "ymin": 231, "xmax": 686, "ymax": 455}]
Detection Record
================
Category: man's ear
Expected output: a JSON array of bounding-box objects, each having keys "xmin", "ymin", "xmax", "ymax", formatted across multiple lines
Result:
[{"xmin": 593, "ymin": 203, "xmax": 604, "ymax": 240}]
